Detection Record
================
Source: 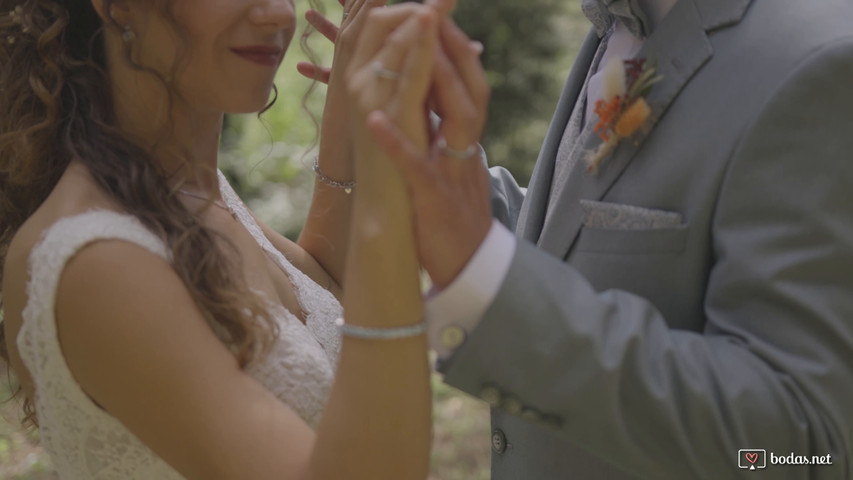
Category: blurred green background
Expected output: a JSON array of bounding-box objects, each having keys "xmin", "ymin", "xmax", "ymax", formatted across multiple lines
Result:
[{"xmin": 0, "ymin": 0, "xmax": 589, "ymax": 478}]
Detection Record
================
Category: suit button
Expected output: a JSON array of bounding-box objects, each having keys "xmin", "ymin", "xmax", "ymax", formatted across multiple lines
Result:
[
  {"xmin": 491, "ymin": 429, "xmax": 507, "ymax": 454},
  {"xmin": 440, "ymin": 325, "xmax": 467, "ymax": 349},
  {"xmin": 479, "ymin": 386, "xmax": 502, "ymax": 408}
]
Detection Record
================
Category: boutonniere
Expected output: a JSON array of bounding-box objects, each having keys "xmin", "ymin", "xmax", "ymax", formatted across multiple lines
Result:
[{"xmin": 586, "ymin": 58, "xmax": 662, "ymax": 175}]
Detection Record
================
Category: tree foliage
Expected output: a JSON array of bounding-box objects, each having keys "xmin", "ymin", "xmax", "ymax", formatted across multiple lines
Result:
[{"xmin": 450, "ymin": 0, "xmax": 570, "ymax": 183}]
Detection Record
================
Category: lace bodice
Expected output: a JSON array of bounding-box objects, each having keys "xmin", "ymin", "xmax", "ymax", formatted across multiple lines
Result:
[{"xmin": 16, "ymin": 172, "xmax": 343, "ymax": 479}]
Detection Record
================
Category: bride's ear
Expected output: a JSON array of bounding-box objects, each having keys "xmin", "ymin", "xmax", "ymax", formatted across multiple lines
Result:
[{"xmin": 89, "ymin": 0, "xmax": 132, "ymax": 27}]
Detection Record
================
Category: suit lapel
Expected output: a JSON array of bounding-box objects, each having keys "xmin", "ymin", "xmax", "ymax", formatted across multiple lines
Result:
[
  {"xmin": 537, "ymin": 0, "xmax": 716, "ymax": 259},
  {"xmin": 516, "ymin": 29, "xmax": 601, "ymax": 243},
  {"xmin": 693, "ymin": 0, "xmax": 753, "ymax": 32}
]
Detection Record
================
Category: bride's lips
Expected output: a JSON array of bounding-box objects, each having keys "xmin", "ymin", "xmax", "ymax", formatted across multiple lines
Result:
[{"xmin": 231, "ymin": 45, "xmax": 283, "ymax": 67}]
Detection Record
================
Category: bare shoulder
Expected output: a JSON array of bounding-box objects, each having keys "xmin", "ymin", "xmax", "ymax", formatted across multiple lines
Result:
[
  {"xmin": 13, "ymin": 230, "xmax": 315, "ymax": 479},
  {"xmin": 4, "ymin": 168, "xmax": 320, "ymax": 478},
  {"xmin": 1, "ymin": 209, "xmax": 164, "ymax": 395},
  {"xmin": 2, "ymin": 161, "xmax": 140, "ymax": 400},
  {"xmin": 53, "ymin": 236, "xmax": 218, "ymax": 392},
  {"xmin": 53, "ymin": 230, "xmax": 321, "ymax": 479},
  {"xmin": 3, "ymin": 161, "xmax": 127, "ymax": 290}
]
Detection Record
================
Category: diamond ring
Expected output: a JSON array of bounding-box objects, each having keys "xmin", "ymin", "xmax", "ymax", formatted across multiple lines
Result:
[{"xmin": 371, "ymin": 61, "xmax": 400, "ymax": 80}]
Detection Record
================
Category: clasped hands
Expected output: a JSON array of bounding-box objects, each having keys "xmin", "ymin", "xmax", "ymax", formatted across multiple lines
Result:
[{"xmin": 303, "ymin": 0, "xmax": 494, "ymax": 289}]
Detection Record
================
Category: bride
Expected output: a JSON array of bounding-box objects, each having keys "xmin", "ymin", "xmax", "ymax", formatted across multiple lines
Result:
[{"xmin": 0, "ymin": 0, "xmax": 487, "ymax": 478}]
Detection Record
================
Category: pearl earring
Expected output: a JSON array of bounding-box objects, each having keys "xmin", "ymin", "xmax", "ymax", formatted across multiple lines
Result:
[{"xmin": 121, "ymin": 24, "xmax": 135, "ymax": 44}]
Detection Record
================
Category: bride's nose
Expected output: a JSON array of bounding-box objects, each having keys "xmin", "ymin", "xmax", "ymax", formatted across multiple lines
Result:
[{"xmin": 247, "ymin": 0, "xmax": 295, "ymax": 28}]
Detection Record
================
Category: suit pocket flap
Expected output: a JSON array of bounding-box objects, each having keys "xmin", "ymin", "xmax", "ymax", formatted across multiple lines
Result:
[{"xmin": 580, "ymin": 200, "xmax": 683, "ymax": 230}]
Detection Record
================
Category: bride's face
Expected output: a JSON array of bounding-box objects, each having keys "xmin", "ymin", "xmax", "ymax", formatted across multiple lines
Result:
[{"xmin": 124, "ymin": 0, "xmax": 296, "ymax": 114}]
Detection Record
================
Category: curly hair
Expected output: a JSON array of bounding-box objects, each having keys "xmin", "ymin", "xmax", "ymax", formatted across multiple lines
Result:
[{"xmin": 0, "ymin": 0, "xmax": 281, "ymax": 428}]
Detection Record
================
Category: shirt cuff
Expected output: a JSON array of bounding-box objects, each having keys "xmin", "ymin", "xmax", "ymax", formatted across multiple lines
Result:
[{"xmin": 425, "ymin": 219, "xmax": 517, "ymax": 360}]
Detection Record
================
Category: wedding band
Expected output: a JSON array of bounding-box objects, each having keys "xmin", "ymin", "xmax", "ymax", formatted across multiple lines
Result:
[
  {"xmin": 371, "ymin": 61, "xmax": 400, "ymax": 80},
  {"xmin": 437, "ymin": 136, "xmax": 478, "ymax": 160},
  {"xmin": 343, "ymin": 11, "xmax": 350, "ymax": 19}
]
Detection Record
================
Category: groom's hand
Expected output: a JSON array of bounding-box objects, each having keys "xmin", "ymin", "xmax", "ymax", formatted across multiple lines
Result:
[{"xmin": 367, "ymin": 17, "xmax": 492, "ymax": 289}]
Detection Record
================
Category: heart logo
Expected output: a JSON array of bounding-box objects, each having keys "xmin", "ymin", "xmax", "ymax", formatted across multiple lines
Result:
[{"xmin": 745, "ymin": 452, "xmax": 759, "ymax": 464}]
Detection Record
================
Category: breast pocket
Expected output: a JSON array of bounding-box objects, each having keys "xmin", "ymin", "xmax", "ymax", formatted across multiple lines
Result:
[{"xmin": 573, "ymin": 200, "xmax": 689, "ymax": 254}]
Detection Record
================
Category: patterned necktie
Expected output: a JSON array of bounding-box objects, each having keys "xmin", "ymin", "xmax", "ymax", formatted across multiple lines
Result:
[{"xmin": 581, "ymin": 0, "xmax": 651, "ymax": 38}]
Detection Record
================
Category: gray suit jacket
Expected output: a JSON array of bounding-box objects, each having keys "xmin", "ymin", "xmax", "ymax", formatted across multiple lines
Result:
[{"xmin": 444, "ymin": 0, "xmax": 853, "ymax": 478}]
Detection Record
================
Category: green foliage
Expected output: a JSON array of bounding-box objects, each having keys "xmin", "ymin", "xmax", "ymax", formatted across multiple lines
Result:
[{"xmin": 451, "ymin": 0, "xmax": 569, "ymax": 183}]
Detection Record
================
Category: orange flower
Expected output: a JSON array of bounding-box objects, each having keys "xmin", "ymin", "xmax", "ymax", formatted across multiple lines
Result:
[
  {"xmin": 614, "ymin": 98, "xmax": 652, "ymax": 137},
  {"xmin": 585, "ymin": 58, "xmax": 661, "ymax": 175},
  {"xmin": 593, "ymin": 96, "xmax": 623, "ymax": 142}
]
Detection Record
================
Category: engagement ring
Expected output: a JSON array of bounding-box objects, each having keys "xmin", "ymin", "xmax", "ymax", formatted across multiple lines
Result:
[{"xmin": 371, "ymin": 61, "xmax": 400, "ymax": 80}]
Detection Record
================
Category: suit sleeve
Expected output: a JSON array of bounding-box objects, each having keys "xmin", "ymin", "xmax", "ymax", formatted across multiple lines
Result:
[
  {"xmin": 442, "ymin": 41, "xmax": 853, "ymax": 479},
  {"xmin": 488, "ymin": 165, "xmax": 527, "ymax": 232}
]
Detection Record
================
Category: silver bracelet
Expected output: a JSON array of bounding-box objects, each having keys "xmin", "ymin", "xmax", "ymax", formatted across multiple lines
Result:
[
  {"xmin": 335, "ymin": 318, "xmax": 428, "ymax": 340},
  {"xmin": 313, "ymin": 157, "xmax": 355, "ymax": 194}
]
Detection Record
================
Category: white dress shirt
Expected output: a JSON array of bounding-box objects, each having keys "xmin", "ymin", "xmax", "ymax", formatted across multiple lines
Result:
[{"xmin": 425, "ymin": 0, "xmax": 677, "ymax": 360}]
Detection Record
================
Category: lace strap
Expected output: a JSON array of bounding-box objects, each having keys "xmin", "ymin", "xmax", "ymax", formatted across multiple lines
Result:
[
  {"xmin": 216, "ymin": 171, "xmax": 317, "ymax": 305},
  {"xmin": 18, "ymin": 210, "xmax": 170, "ymax": 383},
  {"xmin": 216, "ymin": 171, "xmax": 344, "ymax": 365}
]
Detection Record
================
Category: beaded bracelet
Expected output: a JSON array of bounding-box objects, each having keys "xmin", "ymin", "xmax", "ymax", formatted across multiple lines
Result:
[
  {"xmin": 313, "ymin": 157, "xmax": 355, "ymax": 194},
  {"xmin": 335, "ymin": 318, "xmax": 428, "ymax": 340}
]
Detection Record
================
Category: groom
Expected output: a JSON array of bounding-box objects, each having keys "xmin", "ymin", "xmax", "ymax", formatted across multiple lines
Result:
[{"xmin": 371, "ymin": 0, "xmax": 853, "ymax": 478}]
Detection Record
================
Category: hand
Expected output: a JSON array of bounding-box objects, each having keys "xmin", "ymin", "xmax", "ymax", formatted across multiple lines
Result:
[
  {"xmin": 365, "ymin": 17, "xmax": 492, "ymax": 289},
  {"xmin": 429, "ymin": 19, "xmax": 489, "ymax": 156},
  {"xmin": 346, "ymin": 6, "xmax": 439, "ymax": 158},
  {"xmin": 299, "ymin": 0, "xmax": 392, "ymax": 185},
  {"xmin": 344, "ymin": 0, "xmax": 458, "ymax": 146},
  {"xmin": 297, "ymin": 0, "xmax": 458, "ymax": 84},
  {"xmin": 297, "ymin": 0, "xmax": 388, "ymax": 85},
  {"xmin": 295, "ymin": 7, "xmax": 337, "ymax": 85}
]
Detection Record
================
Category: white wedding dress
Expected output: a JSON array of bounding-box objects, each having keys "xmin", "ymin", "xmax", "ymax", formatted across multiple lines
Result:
[{"xmin": 16, "ymin": 172, "xmax": 343, "ymax": 479}]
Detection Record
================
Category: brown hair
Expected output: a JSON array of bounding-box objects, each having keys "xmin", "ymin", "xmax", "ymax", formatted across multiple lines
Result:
[{"xmin": 0, "ymin": 0, "xmax": 279, "ymax": 427}]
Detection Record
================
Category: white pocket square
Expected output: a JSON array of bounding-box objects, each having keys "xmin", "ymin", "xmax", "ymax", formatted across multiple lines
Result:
[{"xmin": 580, "ymin": 200, "xmax": 683, "ymax": 230}]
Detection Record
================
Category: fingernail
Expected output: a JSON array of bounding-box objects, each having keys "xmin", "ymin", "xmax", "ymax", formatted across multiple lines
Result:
[
  {"xmin": 470, "ymin": 41, "xmax": 484, "ymax": 55},
  {"xmin": 419, "ymin": 11, "xmax": 435, "ymax": 27}
]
